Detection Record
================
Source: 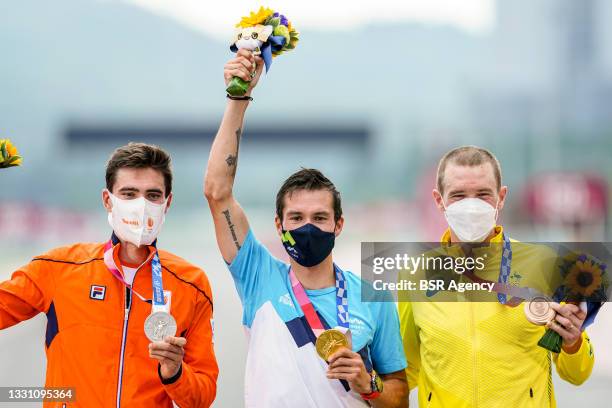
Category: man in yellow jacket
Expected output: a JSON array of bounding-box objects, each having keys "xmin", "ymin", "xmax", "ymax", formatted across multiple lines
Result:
[{"xmin": 399, "ymin": 146, "xmax": 595, "ymax": 407}]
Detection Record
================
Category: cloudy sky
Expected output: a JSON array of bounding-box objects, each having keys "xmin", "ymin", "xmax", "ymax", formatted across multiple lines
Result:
[{"xmin": 126, "ymin": 0, "xmax": 495, "ymax": 39}]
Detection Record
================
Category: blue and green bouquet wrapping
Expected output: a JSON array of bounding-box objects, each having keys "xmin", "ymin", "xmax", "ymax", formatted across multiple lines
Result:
[
  {"xmin": 538, "ymin": 253, "xmax": 608, "ymax": 353},
  {"xmin": 226, "ymin": 7, "xmax": 299, "ymax": 96}
]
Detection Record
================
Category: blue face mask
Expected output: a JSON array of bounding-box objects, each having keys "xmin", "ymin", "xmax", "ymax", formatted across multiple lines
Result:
[{"xmin": 281, "ymin": 223, "xmax": 336, "ymax": 267}]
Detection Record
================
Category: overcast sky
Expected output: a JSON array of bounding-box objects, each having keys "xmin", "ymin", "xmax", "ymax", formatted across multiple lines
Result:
[{"xmin": 126, "ymin": 0, "xmax": 495, "ymax": 39}]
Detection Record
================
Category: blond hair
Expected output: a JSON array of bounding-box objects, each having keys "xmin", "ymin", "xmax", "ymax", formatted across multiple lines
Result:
[{"xmin": 436, "ymin": 146, "xmax": 501, "ymax": 194}]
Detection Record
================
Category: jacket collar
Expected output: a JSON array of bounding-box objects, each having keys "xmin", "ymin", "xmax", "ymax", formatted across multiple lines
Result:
[{"xmin": 440, "ymin": 225, "xmax": 504, "ymax": 244}]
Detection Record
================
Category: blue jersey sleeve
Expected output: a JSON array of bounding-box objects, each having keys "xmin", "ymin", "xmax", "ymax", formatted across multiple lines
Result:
[
  {"xmin": 370, "ymin": 301, "xmax": 408, "ymax": 375},
  {"xmin": 227, "ymin": 229, "xmax": 280, "ymax": 326}
]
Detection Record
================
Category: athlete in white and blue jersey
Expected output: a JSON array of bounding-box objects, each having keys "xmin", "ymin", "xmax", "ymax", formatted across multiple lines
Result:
[{"xmin": 204, "ymin": 49, "xmax": 408, "ymax": 408}]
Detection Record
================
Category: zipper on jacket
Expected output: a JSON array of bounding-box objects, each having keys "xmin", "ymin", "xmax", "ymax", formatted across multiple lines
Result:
[
  {"xmin": 116, "ymin": 286, "xmax": 132, "ymax": 408},
  {"xmin": 469, "ymin": 302, "xmax": 478, "ymax": 408}
]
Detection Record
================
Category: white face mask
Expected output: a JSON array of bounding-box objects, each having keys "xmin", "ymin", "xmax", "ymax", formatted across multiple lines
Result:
[
  {"xmin": 107, "ymin": 192, "xmax": 167, "ymax": 247},
  {"xmin": 444, "ymin": 197, "xmax": 498, "ymax": 243}
]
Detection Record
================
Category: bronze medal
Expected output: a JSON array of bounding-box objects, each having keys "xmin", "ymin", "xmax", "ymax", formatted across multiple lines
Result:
[{"xmin": 524, "ymin": 296, "xmax": 555, "ymax": 326}]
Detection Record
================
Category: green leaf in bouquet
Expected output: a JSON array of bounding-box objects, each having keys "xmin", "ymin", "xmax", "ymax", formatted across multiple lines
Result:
[
  {"xmin": 289, "ymin": 33, "xmax": 299, "ymax": 48},
  {"xmin": 268, "ymin": 17, "xmax": 280, "ymax": 28},
  {"xmin": 0, "ymin": 140, "xmax": 7, "ymax": 160},
  {"xmin": 274, "ymin": 24, "xmax": 290, "ymax": 44},
  {"xmin": 6, "ymin": 155, "xmax": 22, "ymax": 165},
  {"xmin": 537, "ymin": 328, "xmax": 563, "ymax": 353}
]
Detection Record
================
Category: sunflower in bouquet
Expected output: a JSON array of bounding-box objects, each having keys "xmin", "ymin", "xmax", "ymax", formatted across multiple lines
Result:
[
  {"xmin": 0, "ymin": 139, "xmax": 23, "ymax": 169},
  {"xmin": 538, "ymin": 252, "xmax": 608, "ymax": 353}
]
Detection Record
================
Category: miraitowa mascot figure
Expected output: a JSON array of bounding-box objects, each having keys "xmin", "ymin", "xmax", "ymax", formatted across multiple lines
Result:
[{"xmin": 226, "ymin": 6, "xmax": 299, "ymax": 96}]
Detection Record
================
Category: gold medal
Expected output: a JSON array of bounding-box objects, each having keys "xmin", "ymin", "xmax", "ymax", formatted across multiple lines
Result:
[
  {"xmin": 524, "ymin": 296, "xmax": 555, "ymax": 325},
  {"xmin": 315, "ymin": 329, "xmax": 349, "ymax": 361}
]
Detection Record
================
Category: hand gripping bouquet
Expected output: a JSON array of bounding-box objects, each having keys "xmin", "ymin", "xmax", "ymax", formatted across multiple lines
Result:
[
  {"xmin": 226, "ymin": 7, "xmax": 299, "ymax": 96},
  {"xmin": 537, "ymin": 252, "xmax": 608, "ymax": 353}
]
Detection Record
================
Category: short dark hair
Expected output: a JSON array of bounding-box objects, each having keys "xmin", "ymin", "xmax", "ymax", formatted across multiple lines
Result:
[
  {"xmin": 276, "ymin": 168, "xmax": 342, "ymax": 222},
  {"xmin": 105, "ymin": 142, "xmax": 173, "ymax": 197},
  {"xmin": 437, "ymin": 145, "xmax": 502, "ymax": 194}
]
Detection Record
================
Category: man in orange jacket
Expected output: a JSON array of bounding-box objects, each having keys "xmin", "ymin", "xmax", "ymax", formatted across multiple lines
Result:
[{"xmin": 0, "ymin": 143, "xmax": 218, "ymax": 407}]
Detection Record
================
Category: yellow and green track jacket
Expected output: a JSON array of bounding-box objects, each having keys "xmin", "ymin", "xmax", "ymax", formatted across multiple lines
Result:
[{"xmin": 398, "ymin": 226, "xmax": 595, "ymax": 407}]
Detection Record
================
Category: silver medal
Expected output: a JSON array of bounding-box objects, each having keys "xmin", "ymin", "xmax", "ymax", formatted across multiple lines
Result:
[{"xmin": 144, "ymin": 311, "xmax": 177, "ymax": 342}]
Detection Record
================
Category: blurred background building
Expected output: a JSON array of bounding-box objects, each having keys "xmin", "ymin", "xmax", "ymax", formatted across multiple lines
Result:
[{"xmin": 1, "ymin": 0, "xmax": 610, "ymax": 406}]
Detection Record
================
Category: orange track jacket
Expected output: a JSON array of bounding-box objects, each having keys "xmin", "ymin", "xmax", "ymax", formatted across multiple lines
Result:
[{"xmin": 0, "ymin": 239, "xmax": 218, "ymax": 407}]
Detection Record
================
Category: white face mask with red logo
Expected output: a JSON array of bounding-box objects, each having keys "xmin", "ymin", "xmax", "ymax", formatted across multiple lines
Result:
[{"xmin": 107, "ymin": 192, "xmax": 167, "ymax": 247}]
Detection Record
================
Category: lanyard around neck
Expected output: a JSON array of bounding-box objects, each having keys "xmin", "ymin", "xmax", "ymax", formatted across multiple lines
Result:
[
  {"xmin": 288, "ymin": 264, "xmax": 349, "ymax": 338},
  {"xmin": 103, "ymin": 234, "xmax": 163, "ymax": 306}
]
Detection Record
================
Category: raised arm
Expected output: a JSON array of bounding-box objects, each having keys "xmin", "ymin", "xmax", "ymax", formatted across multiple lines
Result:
[{"xmin": 204, "ymin": 49, "xmax": 264, "ymax": 263}]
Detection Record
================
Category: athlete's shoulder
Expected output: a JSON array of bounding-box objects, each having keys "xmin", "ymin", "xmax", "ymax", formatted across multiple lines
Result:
[
  {"xmin": 508, "ymin": 237, "xmax": 558, "ymax": 259},
  {"xmin": 157, "ymin": 249, "xmax": 212, "ymax": 294},
  {"xmin": 344, "ymin": 270, "xmax": 363, "ymax": 287},
  {"xmin": 345, "ymin": 270, "xmax": 396, "ymax": 304},
  {"xmin": 32, "ymin": 242, "xmax": 105, "ymax": 265}
]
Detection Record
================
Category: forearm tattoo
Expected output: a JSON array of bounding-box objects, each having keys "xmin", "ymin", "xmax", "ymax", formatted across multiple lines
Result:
[
  {"xmin": 222, "ymin": 209, "xmax": 241, "ymax": 250},
  {"xmin": 225, "ymin": 127, "xmax": 242, "ymax": 177}
]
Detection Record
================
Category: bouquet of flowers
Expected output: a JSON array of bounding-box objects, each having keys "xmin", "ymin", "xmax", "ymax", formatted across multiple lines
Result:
[
  {"xmin": 226, "ymin": 6, "xmax": 299, "ymax": 96},
  {"xmin": 0, "ymin": 139, "xmax": 23, "ymax": 168},
  {"xmin": 538, "ymin": 252, "xmax": 608, "ymax": 353}
]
